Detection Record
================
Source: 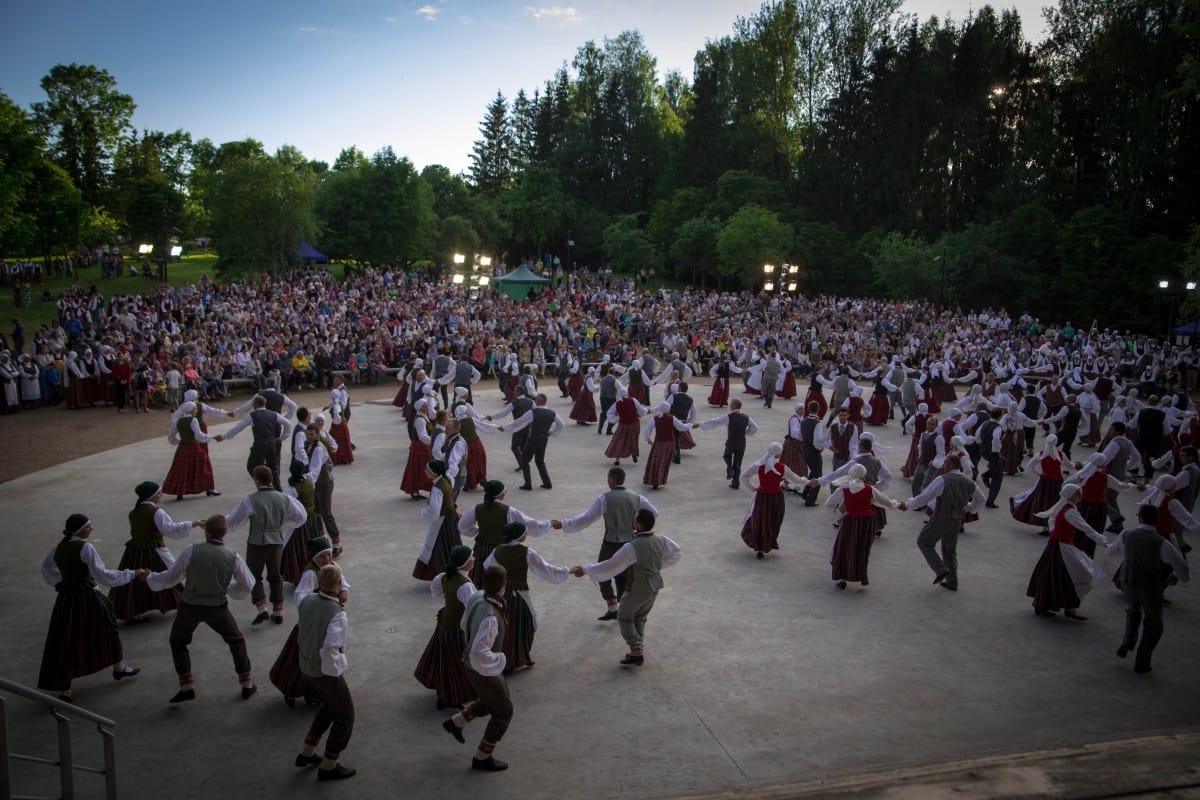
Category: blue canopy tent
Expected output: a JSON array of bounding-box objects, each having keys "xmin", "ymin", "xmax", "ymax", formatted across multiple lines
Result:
[
  {"xmin": 296, "ymin": 241, "xmax": 329, "ymax": 264},
  {"xmin": 1170, "ymin": 320, "xmax": 1200, "ymax": 344}
]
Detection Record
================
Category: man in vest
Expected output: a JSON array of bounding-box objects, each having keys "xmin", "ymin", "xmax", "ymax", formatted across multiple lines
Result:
[
  {"xmin": 1135, "ymin": 396, "xmax": 1168, "ymax": 480},
  {"xmin": 433, "ymin": 347, "xmax": 454, "ymax": 409},
  {"xmin": 553, "ymin": 467, "xmax": 659, "ymax": 620},
  {"xmin": 571, "ymin": 509, "xmax": 682, "ymax": 666},
  {"xmin": 899, "ymin": 370, "xmax": 922, "ymax": 428},
  {"xmin": 825, "ymin": 367, "xmax": 854, "ymax": 425},
  {"xmin": 441, "ymin": 564, "xmax": 514, "ymax": 772},
  {"xmin": 797, "ymin": 401, "xmax": 829, "ymax": 505},
  {"xmin": 442, "ymin": 417, "xmax": 469, "ymax": 500},
  {"xmin": 827, "ymin": 407, "xmax": 858, "ymax": 473},
  {"xmin": 488, "ymin": 385, "xmax": 535, "ymax": 472},
  {"xmin": 911, "ymin": 415, "xmax": 945, "ymax": 496},
  {"xmin": 452, "ymin": 357, "xmax": 481, "ymax": 405},
  {"xmin": 900, "ymin": 454, "xmax": 985, "ymax": 591},
  {"xmin": 225, "ymin": 465, "xmax": 307, "ymax": 625},
  {"xmin": 1102, "ymin": 421, "xmax": 1143, "ymax": 532},
  {"xmin": 1047, "ymin": 394, "xmax": 1083, "ymax": 459},
  {"xmin": 698, "ymin": 398, "xmax": 759, "ymax": 489},
  {"xmin": 1107, "ymin": 504, "xmax": 1191, "ymax": 673},
  {"xmin": 1170, "ymin": 445, "xmax": 1199, "ymax": 553},
  {"xmin": 304, "ymin": 424, "xmax": 343, "ymax": 557},
  {"xmin": 887, "ymin": 358, "xmax": 907, "ymax": 421},
  {"xmin": 597, "ymin": 367, "xmax": 619, "ymax": 436},
  {"xmin": 294, "ymin": 564, "xmax": 356, "ymax": 781},
  {"xmin": 502, "ymin": 393, "xmax": 565, "ymax": 491},
  {"xmin": 218, "ymin": 395, "xmax": 294, "ymax": 491},
  {"xmin": 556, "ymin": 346, "xmax": 572, "ymax": 398},
  {"xmin": 760, "ymin": 351, "xmax": 782, "ymax": 409},
  {"xmin": 144, "ymin": 514, "xmax": 257, "ymax": 703},
  {"xmin": 976, "ymin": 407, "xmax": 1005, "ymax": 508},
  {"xmin": 668, "ymin": 382, "xmax": 697, "ymax": 464}
]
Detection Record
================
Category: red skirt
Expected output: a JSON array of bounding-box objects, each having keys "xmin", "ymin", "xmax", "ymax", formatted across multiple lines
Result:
[
  {"xmin": 162, "ymin": 442, "xmax": 215, "ymax": 496},
  {"xmin": 401, "ymin": 440, "xmax": 434, "ymax": 495},
  {"xmin": 867, "ymin": 394, "xmax": 890, "ymax": 425},
  {"xmin": 109, "ymin": 546, "xmax": 178, "ymax": 620},
  {"xmin": 502, "ymin": 375, "xmax": 518, "ymax": 403},
  {"xmin": 414, "ymin": 614, "xmax": 474, "ymax": 707},
  {"xmin": 38, "ymin": 587, "xmax": 123, "ymax": 692},
  {"xmin": 567, "ymin": 373, "xmax": 585, "ymax": 401},
  {"xmin": 66, "ymin": 379, "xmax": 85, "ymax": 409},
  {"xmin": 392, "ymin": 380, "xmax": 408, "ymax": 408},
  {"xmin": 804, "ymin": 389, "xmax": 827, "ymax": 419},
  {"xmin": 677, "ymin": 429, "xmax": 696, "ymax": 450},
  {"xmin": 923, "ymin": 385, "xmax": 942, "ymax": 414},
  {"xmin": 642, "ymin": 440, "xmax": 675, "ymax": 487},
  {"xmin": 901, "ymin": 436, "xmax": 920, "ymax": 478},
  {"xmin": 708, "ymin": 378, "xmax": 729, "ymax": 407},
  {"xmin": 782, "ymin": 436, "xmax": 806, "ymax": 477},
  {"xmin": 939, "ymin": 382, "xmax": 958, "ymax": 402},
  {"xmin": 465, "ymin": 439, "xmax": 488, "ymax": 490},
  {"xmin": 605, "ymin": 423, "xmax": 641, "ymax": 460},
  {"xmin": 740, "ymin": 492, "xmax": 785, "ymax": 553},
  {"xmin": 569, "ymin": 391, "xmax": 597, "ymax": 423},
  {"xmin": 269, "ymin": 623, "xmax": 318, "ymax": 703},
  {"xmin": 780, "ymin": 373, "xmax": 798, "ymax": 399},
  {"xmin": 330, "ymin": 423, "xmax": 354, "ymax": 465},
  {"xmin": 1010, "ymin": 477, "xmax": 1061, "ymax": 526},
  {"xmin": 831, "ymin": 516, "xmax": 876, "ymax": 584},
  {"xmin": 1026, "ymin": 540, "xmax": 1081, "ymax": 612}
]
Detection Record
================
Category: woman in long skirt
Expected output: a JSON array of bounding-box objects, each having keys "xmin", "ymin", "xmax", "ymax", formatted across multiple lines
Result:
[
  {"xmin": 804, "ymin": 373, "xmax": 828, "ymax": 420},
  {"xmin": 566, "ymin": 361, "xmax": 585, "ymax": 402},
  {"xmin": 1011, "ymin": 435, "xmax": 1069, "ymax": 527},
  {"xmin": 708, "ymin": 358, "xmax": 737, "ymax": 407},
  {"xmin": 901, "ymin": 404, "xmax": 929, "ymax": 478},
  {"xmin": 1072, "ymin": 453, "xmax": 1141, "ymax": 557},
  {"xmin": 457, "ymin": 480, "xmax": 552, "ymax": 586},
  {"xmin": 269, "ymin": 538, "xmax": 348, "ymax": 706},
  {"xmin": 280, "ymin": 463, "xmax": 324, "ymax": 584},
  {"xmin": 415, "ymin": 545, "xmax": 476, "ymax": 709},
  {"xmin": 781, "ymin": 403, "xmax": 809, "ymax": 478},
  {"xmin": 605, "ymin": 388, "xmax": 648, "ymax": 465},
  {"xmin": 1000, "ymin": 401, "xmax": 1037, "ymax": 475},
  {"xmin": 825, "ymin": 464, "xmax": 900, "ymax": 589},
  {"xmin": 401, "ymin": 401, "xmax": 435, "ymax": 500},
  {"xmin": 485, "ymin": 522, "xmax": 570, "ymax": 672},
  {"xmin": 328, "ymin": 392, "xmax": 354, "ymax": 465},
  {"xmin": 39, "ymin": 514, "xmax": 142, "ymax": 701},
  {"xmin": 162, "ymin": 401, "xmax": 216, "ymax": 500},
  {"xmin": 413, "ymin": 460, "xmax": 463, "ymax": 580},
  {"xmin": 454, "ymin": 405, "xmax": 500, "ymax": 491},
  {"xmin": 569, "ymin": 367, "xmax": 599, "ymax": 425},
  {"xmin": 739, "ymin": 443, "xmax": 805, "ymax": 559},
  {"xmin": 779, "ymin": 359, "xmax": 798, "ymax": 400},
  {"xmin": 642, "ymin": 404, "xmax": 694, "ymax": 489},
  {"xmin": 1027, "ymin": 484, "xmax": 1108, "ymax": 619},
  {"xmin": 108, "ymin": 481, "xmax": 199, "ymax": 622}
]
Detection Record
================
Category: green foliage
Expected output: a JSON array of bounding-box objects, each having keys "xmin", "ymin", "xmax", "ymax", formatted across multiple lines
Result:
[
  {"xmin": 864, "ymin": 230, "xmax": 937, "ymax": 300},
  {"xmin": 716, "ymin": 205, "xmax": 793, "ymax": 287},
  {"xmin": 603, "ymin": 215, "xmax": 660, "ymax": 273},
  {"xmin": 669, "ymin": 216, "xmax": 722, "ymax": 285},
  {"xmin": 0, "ymin": 93, "xmax": 43, "ymax": 253}
]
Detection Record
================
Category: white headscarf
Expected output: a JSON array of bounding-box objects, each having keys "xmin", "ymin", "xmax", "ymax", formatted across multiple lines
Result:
[
  {"xmin": 1071, "ymin": 452, "xmax": 1109, "ymax": 486},
  {"xmin": 832, "ymin": 463, "xmax": 869, "ymax": 493},
  {"xmin": 1038, "ymin": 434, "xmax": 1063, "ymax": 463},
  {"xmin": 748, "ymin": 442, "xmax": 784, "ymax": 474},
  {"xmin": 1036, "ymin": 482, "xmax": 1082, "ymax": 521},
  {"xmin": 917, "ymin": 402, "xmax": 929, "ymax": 414},
  {"xmin": 454, "ymin": 404, "xmax": 472, "ymax": 420},
  {"xmin": 171, "ymin": 400, "xmax": 197, "ymax": 427},
  {"xmin": 1142, "ymin": 474, "xmax": 1177, "ymax": 507},
  {"xmin": 654, "ymin": 402, "xmax": 671, "ymax": 416},
  {"xmin": 184, "ymin": 389, "xmax": 199, "ymax": 403}
]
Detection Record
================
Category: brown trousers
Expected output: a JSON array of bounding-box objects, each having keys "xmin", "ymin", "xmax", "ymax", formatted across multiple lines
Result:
[
  {"xmin": 307, "ymin": 674, "xmax": 355, "ymax": 755},
  {"xmin": 169, "ymin": 601, "xmax": 251, "ymax": 679},
  {"xmin": 465, "ymin": 669, "xmax": 513, "ymax": 744}
]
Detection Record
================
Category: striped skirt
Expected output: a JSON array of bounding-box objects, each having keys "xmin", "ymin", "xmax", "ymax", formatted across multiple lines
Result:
[
  {"xmin": 414, "ymin": 614, "xmax": 474, "ymax": 707},
  {"xmin": 567, "ymin": 373, "xmax": 585, "ymax": 401},
  {"xmin": 901, "ymin": 436, "xmax": 920, "ymax": 478},
  {"xmin": 401, "ymin": 440, "xmax": 434, "ymax": 495},
  {"xmin": 831, "ymin": 516, "xmax": 877, "ymax": 584},
  {"xmin": 782, "ymin": 436, "xmax": 806, "ymax": 477},
  {"xmin": 707, "ymin": 378, "xmax": 729, "ymax": 407},
  {"xmin": 412, "ymin": 516, "xmax": 463, "ymax": 581},
  {"xmin": 109, "ymin": 546, "xmax": 178, "ymax": 620},
  {"xmin": 329, "ymin": 423, "xmax": 354, "ymax": 465},
  {"xmin": 569, "ymin": 391, "xmax": 597, "ymax": 424},
  {"xmin": 392, "ymin": 380, "xmax": 408, "ymax": 408},
  {"xmin": 867, "ymin": 394, "xmax": 890, "ymax": 425},
  {"xmin": 1010, "ymin": 477, "xmax": 1061, "ymax": 526},
  {"xmin": 605, "ymin": 424, "xmax": 641, "ymax": 460},
  {"xmin": 677, "ymin": 429, "xmax": 696, "ymax": 451},
  {"xmin": 1001, "ymin": 429, "xmax": 1026, "ymax": 475},
  {"xmin": 281, "ymin": 515, "xmax": 322, "ymax": 584},
  {"xmin": 465, "ymin": 439, "xmax": 488, "ymax": 490},
  {"xmin": 269, "ymin": 624, "xmax": 317, "ymax": 703},
  {"xmin": 804, "ymin": 389, "xmax": 827, "ymax": 419},
  {"xmin": 502, "ymin": 590, "xmax": 536, "ymax": 672},
  {"xmin": 502, "ymin": 376, "xmax": 518, "ymax": 403},
  {"xmin": 470, "ymin": 541, "xmax": 498, "ymax": 586},
  {"xmin": 780, "ymin": 373, "xmax": 798, "ymax": 399},
  {"xmin": 740, "ymin": 492, "xmax": 785, "ymax": 554},
  {"xmin": 162, "ymin": 442, "xmax": 215, "ymax": 496},
  {"xmin": 1026, "ymin": 540, "xmax": 1081, "ymax": 613},
  {"xmin": 642, "ymin": 440, "xmax": 675, "ymax": 487},
  {"xmin": 38, "ymin": 587, "xmax": 123, "ymax": 692}
]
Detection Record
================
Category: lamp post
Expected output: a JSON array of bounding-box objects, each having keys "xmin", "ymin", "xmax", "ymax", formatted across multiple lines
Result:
[
  {"xmin": 1159, "ymin": 279, "xmax": 1198, "ymax": 344},
  {"xmin": 762, "ymin": 263, "xmax": 776, "ymax": 293}
]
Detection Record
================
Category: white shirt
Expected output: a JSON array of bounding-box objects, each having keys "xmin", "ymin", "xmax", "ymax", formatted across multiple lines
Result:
[
  {"xmin": 224, "ymin": 489, "xmax": 307, "ymax": 535},
  {"xmin": 295, "ymin": 568, "xmax": 350, "ymax": 605},
  {"xmin": 1106, "ymin": 525, "xmax": 1191, "ymax": 582},
  {"xmin": 506, "ymin": 408, "xmax": 566, "ymax": 437},
  {"xmin": 146, "ymin": 540, "xmax": 255, "ymax": 598},
  {"xmin": 222, "ymin": 409, "xmax": 293, "ymax": 442},
  {"xmin": 699, "ymin": 412, "xmax": 759, "ymax": 438},
  {"xmin": 458, "ymin": 504, "xmax": 553, "ymax": 538},
  {"xmin": 312, "ymin": 593, "xmax": 348, "ymax": 677},
  {"xmin": 464, "ymin": 593, "xmax": 507, "ymax": 676},
  {"xmin": 905, "ymin": 474, "xmax": 986, "ymax": 513},
  {"xmin": 41, "ymin": 539, "xmax": 135, "ymax": 589},
  {"xmin": 582, "ymin": 534, "xmax": 682, "ymax": 582},
  {"xmin": 430, "ymin": 570, "xmax": 476, "ymax": 605},
  {"xmin": 561, "ymin": 489, "xmax": 658, "ymax": 535},
  {"xmin": 168, "ymin": 416, "xmax": 212, "ymax": 445}
]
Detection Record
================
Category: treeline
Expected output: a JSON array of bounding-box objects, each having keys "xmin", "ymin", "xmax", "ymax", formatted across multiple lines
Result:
[{"xmin": 1, "ymin": 0, "xmax": 1198, "ymax": 329}]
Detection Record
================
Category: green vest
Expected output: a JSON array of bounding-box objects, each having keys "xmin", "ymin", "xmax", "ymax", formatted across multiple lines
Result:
[
  {"xmin": 602, "ymin": 487, "xmax": 640, "ymax": 544},
  {"xmin": 247, "ymin": 488, "xmax": 289, "ymax": 546},
  {"xmin": 176, "ymin": 416, "xmax": 196, "ymax": 443},
  {"xmin": 437, "ymin": 476, "xmax": 455, "ymax": 518},
  {"xmin": 129, "ymin": 502, "xmax": 164, "ymax": 549},
  {"xmin": 294, "ymin": 478, "xmax": 317, "ymax": 515},
  {"xmin": 461, "ymin": 592, "xmax": 506, "ymax": 665},
  {"xmin": 298, "ymin": 592, "xmax": 343, "ymax": 678},
  {"xmin": 459, "ymin": 417, "xmax": 479, "ymax": 443},
  {"xmin": 474, "ymin": 501, "xmax": 509, "ymax": 546},
  {"xmin": 438, "ymin": 570, "xmax": 470, "ymax": 635},
  {"xmin": 492, "ymin": 543, "xmax": 530, "ymax": 591},
  {"xmin": 181, "ymin": 541, "xmax": 237, "ymax": 606},
  {"xmin": 54, "ymin": 538, "xmax": 93, "ymax": 590},
  {"xmin": 627, "ymin": 534, "xmax": 667, "ymax": 595}
]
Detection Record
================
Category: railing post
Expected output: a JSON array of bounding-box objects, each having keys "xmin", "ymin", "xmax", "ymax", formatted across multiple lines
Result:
[
  {"xmin": 100, "ymin": 725, "xmax": 116, "ymax": 800},
  {"xmin": 0, "ymin": 696, "xmax": 10, "ymax": 800},
  {"xmin": 53, "ymin": 710, "xmax": 74, "ymax": 799}
]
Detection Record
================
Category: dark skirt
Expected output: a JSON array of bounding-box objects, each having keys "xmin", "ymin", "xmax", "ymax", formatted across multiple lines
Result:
[
  {"xmin": 269, "ymin": 624, "xmax": 318, "ymax": 703},
  {"xmin": 502, "ymin": 590, "xmax": 536, "ymax": 672},
  {"xmin": 470, "ymin": 540, "xmax": 498, "ymax": 586},
  {"xmin": 401, "ymin": 440, "xmax": 434, "ymax": 495},
  {"xmin": 605, "ymin": 423, "xmax": 641, "ymax": 460},
  {"xmin": 162, "ymin": 442, "xmax": 215, "ymax": 496},
  {"xmin": 901, "ymin": 436, "xmax": 920, "ymax": 478},
  {"xmin": 38, "ymin": 587, "xmax": 123, "ymax": 692},
  {"xmin": 569, "ymin": 391, "xmax": 598, "ymax": 423},
  {"xmin": 1001, "ymin": 429, "xmax": 1026, "ymax": 475},
  {"xmin": 677, "ymin": 429, "xmax": 696, "ymax": 451},
  {"xmin": 108, "ymin": 546, "xmax": 178, "ymax": 620},
  {"xmin": 740, "ymin": 492, "xmax": 785, "ymax": 553},
  {"xmin": 414, "ymin": 612, "xmax": 474, "ymax": 707},
  {"xmin": 412, "ymin": 516, "xmax": 463, "ymax": 580},
  {"xmin": 707, "ymin": 378, "xmax": 729, "ymax": 407},
  {"xmin": 781, "ymin": 436, "xmax": 807, "ymax": 477},
  {"xmin": 502, "ymin": 375, "xmax": 518, "ymax": 403},
  {"xmin": 873, "ymin": 506, "xmax": 888, "ymax": 534},
  {"xmin": 567, "ymin": 373, "xmax": 585, "ymax": 401},
  {"xmin": 804, "ymin": 389, "xmax": 827, "ymax": 419},
  {"xmin": 329, "ymin": 423, "xmax": 354, "ymax": 465},
  {"xmin": 780, "ymin": 372, "xmax": 798, "ymax": 399},
  {"xmin": 1010, "ymin": 477, "xmax": 1061, "ymax": 526},
  {"xmin": 642, "ymin": 440, "xmax": 675, "ymax": 487},
  {"xmin": 1077, "ymin": 500, "xmax": 1107, "ymax": 558},
  {"xmin": 923, "ymin": 385, "xmax": 942, "ymax": 414},
  {"xmin": 1026, "ymin": 539, "xmax": 1081, "ymax": 612},
  {"xmin": 867, "ymin": 394, "xmax": 890, "ymax": 425},
  {"xmin": 392, "ymin": 380, "xmax": 408, "ymax": 408},
  {"xmin": 465, "ymin": 439, "xmax": 488, "ymax": 490},
  {"xmin": 280, "ymin": 515, "xmax": 322, "ymax": 584},
  {"xmin": 831, "ymin": 516, "xmax": 876, "ymax": 584}
]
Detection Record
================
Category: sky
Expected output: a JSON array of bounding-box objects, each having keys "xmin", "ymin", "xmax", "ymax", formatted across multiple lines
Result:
[{"xmin": 1, "ymin": 0, "xmax": 1049, "ymax": 175}]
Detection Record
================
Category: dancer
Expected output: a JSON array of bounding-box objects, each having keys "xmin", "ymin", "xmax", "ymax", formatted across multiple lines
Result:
[
  {"xmin": 327, "ymin": 379, "xmax": 354, "ymax": 465},
  {"xmin": 605, "ymin": 386, "xmax": 649, "ymax": 466},
  {"xmin": 416, "ymin": 545, "xmax": 476, "ymax": 710},
  {"xmin": 484, "ymin": 521, "xmax": 571, "ymax": 671},
  {"xmin": 280, "ymin": 460, "xmax": 324, "ymax": 585},
  {"xmin": 455, "ymin": 404, "xmax": 501, "ymax": 492},
  {"xmin": 401, "ymin": 398, "xmax": 435, "ymax": 500},
  {"xmin": 739, "ymin": 442, "xmax": 805, "ymax": 559},
  {"xmin": 641, "ymin": 402, "xmax": 696, "ymax": 490},
  {"xmin": 413, "ymin": 460, "xmax": 464, "ymax": 580},
  {"xmin": 698, "ymin": 398, "xmax": 759, "ymax": 489},
  {"xmin": 1011, "ymin": 435, "xmax": 1073, "ymax": 529},
  {"xmin": 1072, "ymin": 453, "xmax": 1141, "ymax": 557},
  {"xmin": 900, "ymin": 455, "xmax": 985, "ymax": 591},
  {"xmin": 1026, "ymin": 484, "xmax": 1109, "ymax": 620},
  {"xmin": 304, "ymin": 422, "xmax": 343, "ymax": 558},
  {"xmin": 503, "ymin": 393, "xmax": 566, "ymax": 491},
  {"xmin": 218, "ymin": 394, "xmax": 293, "ymax": 491},
  {"xmin": 109, "ymin": 480, "xmax": 203, "ymax": 623},
  {"xmin": 163, "ymin": 401, "xmax": 219, "ymax": 501},
  {"xmin": 458, "ymin": 480, "xmax": 552, "ymax": 585},
  {"xmin": 569, "ymin": 366, "xmax": 600, "ymax": 425},
  {"xmin": 825, "ymin": 463, "xmax": 900, "ymax": 590},
  {"xmin": 38, "ymin": 514, "xmax": 143, "ymax": 701},
  {"xmin": 270, "ymin": 537, "xmax": 348, "ymax": 707}
]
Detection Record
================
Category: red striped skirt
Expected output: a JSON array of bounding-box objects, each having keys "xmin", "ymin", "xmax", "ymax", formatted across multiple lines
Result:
[
  {"xmin": 780, "ymin": 373, "xmax": 798, "ymax": 399},
  {"xmin": 329, "ymin": 423, "xmax": 354, "ymax": 465},
  {"xmin": 708, "ymin": 378, "xmax": 729, "ymax": 407},
  {"xmin": 642, "ymin": 440, "xmax": 675, "ymax": 487},
  {"xmin": 401, "ymin": 440, "xmax": 434, "ymax": 495},
  {"xmin": 109, "ymin": 546, "xmax": 178, "ymax": 620},
  {"xmin": 1026, "ymin": 539, "xmax": 1081, "ymax": 612},
  {"xmin": 414, "ymin": 613, "xmax": 474, "ymax": 707},
  {"xmin": 465, "ymin": 439, "xmax": 488, "ymax": 490},
  {"xmin": 782, "ymin": 436, "xmax": 806, "ymax": 477},
  {"xmin": 569, "ymin": 391, "xmax": 597, "ymax": 423},
  {"xmin": 38, "ymin": 587, "xmax": 123, "ymax": 692},
  {"xmin": 605, "ymin": 423, "xmax": 641, "ymax": 460},
  {"xmin": 1010, "ymin": 477, "xmax": 1061, "ymax": 526},
  {"xmin": 804, "ymin": 389, "xmax": 827, "ymax": 419},
  {"xmin": 162, "ymin": 442, "xmax": 215, "ymax": 496},
  {"xmin": 831, "ymin": 516, "xmax": 876, "ymax": 584},
  {"xmin": 740, "ymin": 492, "xmax": 785, "ymax": 553}
]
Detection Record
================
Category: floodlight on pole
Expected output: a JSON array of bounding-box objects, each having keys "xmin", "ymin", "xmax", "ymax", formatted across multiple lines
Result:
[
  {"xmin": 763, "ymin": 280, "xmax": 775, "ymax": 292},
  {"xmin": 138, "ymin": 244, "xmax": 154, "ymax": 255},
  {"xmin": 479, "ymin": 256, "xmax": 492, "ymax": 268},
  {"xmin": 763, "ymin": 264, "xmax": 775, "ymax": 275},
  {"xmin": 1160, "ymin": 280, "xmax": 1170, "ymax": 289},
  {"xmin": 452, "ymin": 273, "xmax": 464, "ymax": 285},
  {"xmin": 479, "ymin": 276, "xmax": 490, "ymax": 287},
  {"xmin": 453, "ymin": 253, "xmax": 466, "ymax": 266},
  {"xmin": 1188, "ymin": 282, "xmax": 1197, "ymax": 291}
]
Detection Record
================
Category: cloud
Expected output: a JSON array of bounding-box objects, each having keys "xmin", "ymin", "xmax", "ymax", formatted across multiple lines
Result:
[
  {"xmin": 416, "ymin": 5, "xmax": 441, "ymax": 20},
  {"xmin": 299, "ymin": 25, "xmax": 320, "ymax": 32},
  {"xmin": 523, "ymin": 5, "xmax": 581, "ymax": 22}
]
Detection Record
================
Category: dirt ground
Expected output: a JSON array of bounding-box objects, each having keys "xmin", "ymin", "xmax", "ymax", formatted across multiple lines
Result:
[{"xmin": 0, "ymin": 380, "xmax": 408, "ymax": 484}]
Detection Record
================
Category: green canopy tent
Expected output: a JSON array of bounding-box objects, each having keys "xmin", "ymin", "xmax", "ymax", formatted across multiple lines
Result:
[{"xmin": 491, "ymin": 264, "xmax": 551, "ymax": 300}]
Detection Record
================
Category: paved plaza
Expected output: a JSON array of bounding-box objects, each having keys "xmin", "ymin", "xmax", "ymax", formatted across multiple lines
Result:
[{"xmin": 3, "ymin": 384, "xmax": 1197, "ymax": 798}]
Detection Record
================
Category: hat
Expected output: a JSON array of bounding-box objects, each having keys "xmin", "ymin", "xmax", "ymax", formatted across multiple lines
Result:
[
  {"xmin": 135, "ymin": 481, "xmax": 160, "ymax": 501},
  {"xmin": 309, "ymin": 536, "xmax": 333, "ymax": 558},
  {"xmin": 448, "ymin": 545, "xmax": 473, "ymax": 569},
  {"xmin": 63, "ymin": 513, "xmax": 90, "ymax": 537},
  {"xmin": 503, "ymin": 521, "xmax": 527, "ymax": 542},
  {"xmin": 483, "ymin": 480, "xmax": 505, "ymax": 501},
  {"xmin": 427, "ymin": 459, "xmax": 448, "ymax": 476}
]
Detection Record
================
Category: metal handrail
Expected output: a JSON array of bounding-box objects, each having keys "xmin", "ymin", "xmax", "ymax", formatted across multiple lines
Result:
[{"xmin": 0, "ymin": 676, "xmax": 117, "ymax": 800}]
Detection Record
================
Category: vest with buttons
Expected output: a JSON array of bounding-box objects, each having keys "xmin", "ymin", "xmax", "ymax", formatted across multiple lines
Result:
[
  {"xmin": 492, "ymin": 543, "xmax": 530, "ymax": 591},
  {"xmin": 298, "ymin": 592, "xmax": 342, "ymax": 678},
  {"xmin": 129, "ymin": 502, "xmax": 164, "ymax": 549},
  {"xmin": 627, "ymin": 534, "xmax": 667, "ymax": 594},
  {"xmin": 181, "ymin": 541, "xmax": 238, "ymax": 606},
  {"xmin": 601, "ymin": 487, "xmax": 640, "ymax": 543}
]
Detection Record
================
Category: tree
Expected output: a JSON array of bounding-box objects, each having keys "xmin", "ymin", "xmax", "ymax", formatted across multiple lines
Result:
[
  {"xmin": 603, "ymin": 215, "xmax": 660, "ymax": 273},
  {"xmin": 31, "ymin": 63, "xmax": 136, "ymax": 206},
  {"xmin": 669, "ymin": 217, "xmax": 722, "ymax": 285},
  {"xmin": 22, "ymin": 161, "xmax": 86, "ymax": 261},
  {"xmin": 864, "ymin": 230, "xmax": 936, "ymax": 300},
  {"xmin": 501, "ymin": 166, "xmax": 564, "ymax": 255},
  {"xmin": 470, "ymin": 92, "xmax": 513, "ymax": 195},
  {"xmin": 716, "ymin": 205, "xmax": 793, "ymax": 287},
  {"xmin": 0, "ymin": 93, "xmax": 42, "ymax": 254}
]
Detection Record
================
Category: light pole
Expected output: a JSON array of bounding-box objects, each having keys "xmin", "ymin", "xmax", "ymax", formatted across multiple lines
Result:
[
  {"xmin": 1159, "ymin": 279, "xmax": 1197, "ymax": 344},
  {"xmin": 762, "ymin": 263, "xmax": 776, "ymax": 292}
]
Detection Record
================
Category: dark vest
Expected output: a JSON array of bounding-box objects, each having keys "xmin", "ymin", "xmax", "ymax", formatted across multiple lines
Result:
[
  {"xmin": 1118, "ymin": 526, "xmax": 1172, "ymax": 589},
  {"xmin": 250, "ymin": 408, "xmax": 279, "ymax": 443},
  {"xmin": 511, "ymin": 396, "xmax": 534, "ymax": 425},
  {"xmin": 800, "ymin": 416, "xmax": 820, "ymax": 447},
  {"xmin": 727, "ymin": 412, "xmax": 751, "ymax": 447},
  {"xmin": 261, "ymin": 389, "xmax": 285, "ymax": 414},
  {"xmin": 529, "ymin": 407, "xmax": 556, "ymax": 438},
  {"xmin": 600, "ymin": 374, "xmax": 618, "ymax": 399},
  {"xmin": 492, "ymin": 543, "xmax": 530, "ymax": 591},
  {"xmin": 669, "ymin": 392, "xmax": 694, "ymax": 421},
  {"xmin": 438, "ymin": 571, "xmax": 470, "ymax": 635},
  {"xmin": 54, "ymin": 538, "xmax": 93, "ymax": 590},
  {"xmin": 977, "ymin": 419, "xmax": 1001, "ymax": 455},
  {"xmin": 454, "ymin": 361, "xmax": 475, "ymax": 386},
  {"xmin": 473, "ymin": 501, "xmax": 510, "ymax": 546},
  {"xmin": 129, "ymin": 503, "xmax": 164, "ymax": 549}
]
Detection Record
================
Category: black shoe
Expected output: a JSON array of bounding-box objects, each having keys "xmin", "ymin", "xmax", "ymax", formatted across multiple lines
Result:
[
  {"xmin": 169, "ymin": 688, "xmax": 196, "ymax": 703},
  {"xmin": 540, "ymin": 483, "xmax": 552, "ymax": 489},
  {"xmin": 1134, "ymin": 663, "xmax": 1152, "ymax": 674},
  {"xmin": 442, "ymin": 718, "xmax": 466, "ymax": 743},
  {"xmin": 985, "ymin": 502, "xmax": 999, "ymax": 509},
  {"xmin": 252, "ymin": 611, "xmax": 270, "ymax": 625},
  {"xmin": 597, "ymin": 609, "xmax": 618, "ymax": 621},
  {"xmin": 1034, "ymin": 609, "xmax": 1055, "ymax": 617},
  {"xmin": 940, "ymin": 582, "xmax": 958, "ymax": 591},
  {"xmin": 1116, "ymin": 644, "xmax": 1131, "ymax": 659},
  {"xmin": 1106, "ymin": 522, "xmax": 1124, "ymax": 533},
  {"xmin": 933, "ymin": 572, "xmax": 949, "ymax": 585},
  {"xmin": 730, "ymin": 482, "xmax": 739, "ymax": 489},
  {"xmin": 331, "ymin": 546, "xmax": 343, "ymax": 559},
  {"xmin": 317, "ymin": 764, "xmax": 357, "ymax": 781},
  {"xmin": 285, "ymin": 696, "xmax": 296, "ymax": 708},
  {"xmin": 472, "ymin": 757, "xmax": 508, "ymax": 772},
  {"xmin": 619, "ymin": 653, "xmax": 644, "ymax": 666},
  {"xmin": 518, "ymin": 484, "xmax": 532, "ymax": 491},
  {"xmin": 295, "ymin": 753, "xmax": 321, "ymax": 768},
  {"xmin": 632, "ymin": 454, "xmax": 638, "ymax": 463},
  {"xmin": 271, "ymin": 614, "xmax": 284, "ymax": 625},
  {"xmin": 206, "ymin": 490, "xmax": 222, "ymax": 497},
  {"xmin": 176, "ymin": 495, "xmax": 184, "ymax": 502},
  {"xmin": 112, "ymin": 666, "xmax": 140, "ymax": 681},
  {"xmin": 836, "ymin": 580, "xmax": 847, "ymax": 590},
  {"xmin": 756, "ymin": 551, "xmax": 764, "ymax": 559},
  {"xmin": 1064, "ymin": 610, "xmax": 1087, "ymax": 621},
  {"xmin": 241, "ymin": 684, "xmax": 257, "ymax": 699}
]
